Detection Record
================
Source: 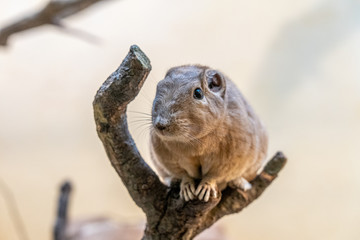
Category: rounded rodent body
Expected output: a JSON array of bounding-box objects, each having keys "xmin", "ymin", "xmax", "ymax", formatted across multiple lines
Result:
[{"xmin": 150, "ymin": 65, "xmax": 268, "ymax": 201}]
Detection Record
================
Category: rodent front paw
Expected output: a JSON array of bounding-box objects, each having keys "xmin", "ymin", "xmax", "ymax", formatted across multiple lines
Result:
[
  {"xmin": 180, "ymin": 178, "xmax": 196, "ymax": 201},
  {"xmin": 195, "ymin": 181, "xmax": 218, "ymax": 202}
]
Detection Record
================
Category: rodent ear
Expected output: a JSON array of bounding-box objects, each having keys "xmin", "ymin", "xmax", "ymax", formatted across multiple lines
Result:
[{"xmin": 205, "ymin": 69, "xmax": 226, "ymax": 97}]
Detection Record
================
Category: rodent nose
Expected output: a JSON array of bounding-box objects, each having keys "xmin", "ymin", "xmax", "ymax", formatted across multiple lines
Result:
[
  {"xmin": 156, "ymin": 122, "xmax": 168, "ymax": 131},
  {"xmin": 154, "ymin": 115, "xmax": 170, "ymax": 132}
]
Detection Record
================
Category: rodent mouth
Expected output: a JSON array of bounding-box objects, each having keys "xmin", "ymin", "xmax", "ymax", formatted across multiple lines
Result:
[
  {"xmin": 154, "ymin": 128, "xmax": 172, "ymax": 137},
  {"xmin": 152, "ymin": 125, "xmax": 179, "ymax": 140},
  {"xmin": 152, "ymin": 117, "xmax": 175, "ymax": 138}
]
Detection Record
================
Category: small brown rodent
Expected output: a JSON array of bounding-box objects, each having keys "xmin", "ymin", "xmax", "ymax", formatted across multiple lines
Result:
[{"xmin": 150, "ymin": 65, "xmax": 268, "ymax": 202}]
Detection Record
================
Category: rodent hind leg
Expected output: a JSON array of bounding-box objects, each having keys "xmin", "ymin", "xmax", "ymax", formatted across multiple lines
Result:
[
  {"xmin": 151, "ymin": 157, "xmax": 174, "ymax": 186},
  {"xmin": 156, "ymin": 170, "xmax": 174, "ymax": 187},
  {"xmin": 229, "ymin": 177, "xmax": 252, "ymax": 191},
  {"xmin": 195, "ymin": 178, "xmax": 218, "ymax": 202},
  {"xmin": 180, "ymin": 175, "xmax": 196, "ymax": 201}
]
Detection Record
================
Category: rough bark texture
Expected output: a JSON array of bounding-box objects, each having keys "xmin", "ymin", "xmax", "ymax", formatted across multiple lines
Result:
[
  {"xmin": 93, "ymin": 45, "xmax": 287, "ymax": 240},
  {"xmin": 0, "ymin": 0, "xmax": 108, "ymax": 46}
]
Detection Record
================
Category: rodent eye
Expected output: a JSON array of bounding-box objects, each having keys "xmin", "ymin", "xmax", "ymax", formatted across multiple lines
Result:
[{"xmin": 193, "ymin": 88, "xmax": 204, "ymax": 100}]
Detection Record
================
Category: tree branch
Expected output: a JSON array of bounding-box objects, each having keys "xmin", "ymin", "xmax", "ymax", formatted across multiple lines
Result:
[
  {"xmin": 54, "ymin": 181, "xmax": 72, "ymax": 240},
  {"xmin": 0, "ymin": 0, "xmax": 108, "ymax": 46},
  {"xmin": 93, "ymin": 45, "xmax": 287, "ymax": 240},
  {"xmin": 93, "ymin": 45, "xmax": 169, "ymax": 231}
]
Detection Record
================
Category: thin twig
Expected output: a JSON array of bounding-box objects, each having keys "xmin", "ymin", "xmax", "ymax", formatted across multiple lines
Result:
[{"xmin": 0, "ymin": 176, "xmax": 30, "ymax": 240}]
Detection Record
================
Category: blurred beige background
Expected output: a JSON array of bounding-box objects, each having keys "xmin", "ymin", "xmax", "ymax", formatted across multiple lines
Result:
[{"xmin": 1, "ymin": 0, "xmax": 360, "ymax": 239}]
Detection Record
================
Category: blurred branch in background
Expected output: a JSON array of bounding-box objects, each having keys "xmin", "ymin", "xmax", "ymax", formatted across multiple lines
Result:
[
  {"xmin": 0, "ymin": 176, "xmax": 29, "ymax": 240},
  {"xmin": 52, "ymin": 180, "xmax": 231, "ymax": 240},
  {"xmin": 54, "ymin": 181, "xmax": 72, "ymax": 240},
  {"xmin": 0, "ymin": 0, "xmax": 111, "ymax": 46}
]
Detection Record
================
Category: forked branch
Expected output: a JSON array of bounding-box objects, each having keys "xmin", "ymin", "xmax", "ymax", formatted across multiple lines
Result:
[{"xmin": 93, "ymin": 45, "xmax": 287, "ymax": 240}]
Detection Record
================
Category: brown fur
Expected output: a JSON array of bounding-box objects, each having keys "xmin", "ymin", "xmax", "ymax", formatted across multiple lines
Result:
[{"xmin": 150, "ymin": 65, "xmax": 268, "ymax": 201}]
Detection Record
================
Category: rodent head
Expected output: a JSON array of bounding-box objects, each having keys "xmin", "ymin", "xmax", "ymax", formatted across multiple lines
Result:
[{"xmin": 151, "ymin": 65, "xmax": 227, "ymax": 142}]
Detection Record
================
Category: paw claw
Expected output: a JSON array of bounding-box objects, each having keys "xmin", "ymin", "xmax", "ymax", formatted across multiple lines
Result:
[
  {"xmin": 186, "ymin": 187, "xmax": 194, "ymax": 200},
  {"xmin": 180, "ymin": 178, "xmax": 196, "ymax": 201},
  {"xmin": 198, "ymin": 187, "xmax": 206, "ymax": 200},
  {"xmin": 195, "ymin": 181, "xmax": 217, "ymax": 202},
  {"xmin": 204, "ymin": 189, "xmax": 210, "ymax": 202},
  {"xmin": 190, "ymin": 184, "xmax": 196, "ymax": 194}
]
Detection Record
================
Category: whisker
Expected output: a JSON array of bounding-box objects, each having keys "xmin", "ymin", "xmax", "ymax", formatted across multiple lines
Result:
[
  {"xmin": 137, "ymin": 125, "xmax": 152, "ymax": 140},
  {"xmin": 128, "ymin": 110, "xmax": 152, "ymax": 116},
  {"xmin": 130, "ymin": 116, "xmax": 152, "ymax": 119},
  {"xmin": 129, "ymin": 119, "xmax": 152, "ymax": 124},
  {"xmin": 130, "ymin": 123, "xmax": 153, "ymax": 131},
  {"xmin": 186, "ymin": 134, "xmax": 204, "ymax": 147},
  {"xmin": 131, "ymin": 122, "xmax": 153, "ymax": 140},
  {"xmin": 139, "ymin": 91, "xmax": 154, "ymax": 106}
]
